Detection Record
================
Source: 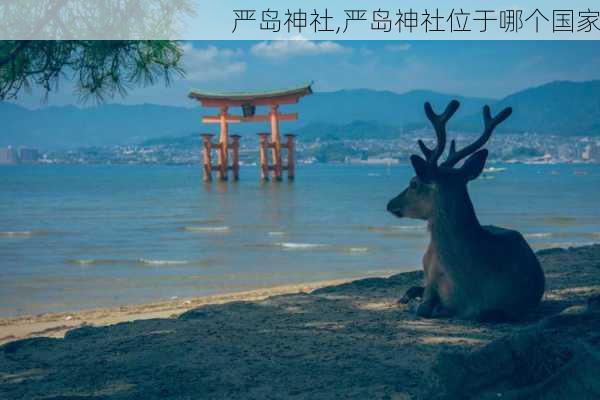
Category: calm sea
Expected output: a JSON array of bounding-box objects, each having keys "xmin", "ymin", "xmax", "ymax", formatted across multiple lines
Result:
[{"xmin": 1, "ymin": 163, "xmax": 600, "ymax": 316}]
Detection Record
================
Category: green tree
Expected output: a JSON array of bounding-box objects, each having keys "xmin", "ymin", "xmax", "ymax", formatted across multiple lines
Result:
[{"xmin": 0, "ymin": 40, "xmax": 184, "ymax": 102}]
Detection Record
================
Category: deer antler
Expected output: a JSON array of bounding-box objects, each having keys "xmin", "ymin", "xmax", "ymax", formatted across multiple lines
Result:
[
  {"xmin": 442, "ymin": 105, "xmax": 512, "ymax": 168},
  {"xmin": 419, "ymin": 100, "xmax": 460, "ymax": 167}
]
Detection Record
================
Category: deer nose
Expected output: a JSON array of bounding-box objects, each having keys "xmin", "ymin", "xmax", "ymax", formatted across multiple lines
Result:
[
  {"xmin": 387, "ymin": 198, "xmax": 404, "ymax": 217},
  {"xmin": 386, "ymin": 199, "xmax": 399, "ymax": 214},
  {"xmin": 386, "ymin": 200, "xmax": 393, "ymax": 212}
]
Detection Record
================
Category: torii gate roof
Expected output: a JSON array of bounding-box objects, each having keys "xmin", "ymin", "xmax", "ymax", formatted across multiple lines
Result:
[{"xmin": 188, "ymin": 82, "xmax": 313, "ymax": 107}]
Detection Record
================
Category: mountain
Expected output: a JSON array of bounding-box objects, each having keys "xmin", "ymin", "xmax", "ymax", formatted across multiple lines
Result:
[
  {"xmin": 293, "ymin": 89, "xmax": 491, "ymax": 128},
  {"xmin": 0, "ymin": 89, "xmax": 490, "ymax": 149},
  {"xmin": 458, "ymin": 80, "xmax": 600, "ymax": 135},
  {"xmin": 1, "ymin": 80, "xmax": 600, "ymax": 149},
  {"xmin": 295, "ymin": 120, "xmax": 405, "ymax": 141},
  {"xmin": 140, "ymin": 133, "xmax": 201, "ymax": 147},
  {"xmin": 300, "ymin": 81, "xmax": 600, "ymax": 137},
  {"xmin": 0, "ymin": 103, "xmax": 202, "ymax": 149}
]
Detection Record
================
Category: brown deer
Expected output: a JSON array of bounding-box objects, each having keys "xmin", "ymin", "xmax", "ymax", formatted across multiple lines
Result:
[{"xmin": 387, "ymin": 100, "xmax": 545, "ymax": 321}]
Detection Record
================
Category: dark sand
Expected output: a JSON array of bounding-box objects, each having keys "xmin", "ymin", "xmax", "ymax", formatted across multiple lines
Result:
[{"xmin": 1, "ymin": 245, "xmax": 599, "ymax": 399}]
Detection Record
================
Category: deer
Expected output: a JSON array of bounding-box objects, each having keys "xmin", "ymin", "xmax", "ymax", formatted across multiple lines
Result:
[{"xmin": 387, "ymin": 100, "xmax": 545, "ymax": 321}]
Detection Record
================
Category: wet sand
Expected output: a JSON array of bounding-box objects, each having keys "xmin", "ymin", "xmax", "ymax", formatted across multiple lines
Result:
[
  {"xmin": 0, "ymin": 278, "xmax": 360, "ymax": 346},
  {"xmin": 1, "ymin": 245, "xmax": 599, "ymax": 399}
]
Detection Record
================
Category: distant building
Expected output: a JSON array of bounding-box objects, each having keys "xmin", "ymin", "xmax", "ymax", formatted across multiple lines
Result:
[
  {"xmin": 557, "ymin": 144, "xmax": 575, "ymax": 161},
  {"xmin": 582, "ymin": 145, "xmax": 591, "ymax": 161},
  {"xmin": 0, "ymin": 146, "xmax": 19, "ymax": 165},
  {"xmin": 19, "ymin": 147, "xmax": 40, "ymax": 163},
  {"xmin": 582, "ymin": 143, "xmax": 600, "ymax": 162}
]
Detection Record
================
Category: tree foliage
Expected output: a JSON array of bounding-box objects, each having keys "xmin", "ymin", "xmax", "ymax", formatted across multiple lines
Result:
[{"xmin": 0, "ymin": 40, "xmax": 184, "ymax": 102}]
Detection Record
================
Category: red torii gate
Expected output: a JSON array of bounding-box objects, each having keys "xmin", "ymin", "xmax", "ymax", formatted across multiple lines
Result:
[{"xmin": 188, "ymin": 83, "xmax": 313, "ymax": 182}]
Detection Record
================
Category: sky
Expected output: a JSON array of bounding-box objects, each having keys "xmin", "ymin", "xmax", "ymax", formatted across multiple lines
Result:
[{"xmin": 10, "ymin": 40, "xmax": 600, "ymax": 109}]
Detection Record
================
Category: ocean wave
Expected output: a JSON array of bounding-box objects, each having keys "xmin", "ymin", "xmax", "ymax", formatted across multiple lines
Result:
[
  {"xmin": 392, "ymin": 225, "xmax": 427, "ymax": 231},
  {"xmin": 526, "ymin": 232, "xmax": 600, "ymax": 240},
  {"xmin": 534, "ymin": 241, "xmax": 599, "ymax": 250},
  {"xmin": 268, "ymin": 231, "xmax": 286, "ymax": 236},
  {"xmin": 68, "ymin": 258, "xmax": 96, "ymax": 265},
  {"xmin": 67, "ymin": 258, "xmax": 126, "ymax": 266},
  {"xmin": 483, "ymin": 167, "xmax": 507, "ymax": 173},
  {"xmin": 537, "ymin": 216, "xmax": 579, "ymax": 226},
  {"xmin": 0, "ymin": 230, "xmax": 46, "ymax": 238},
  {"xmin": 183, "ymin": 226, "xmax": 230, "ymax": 233},
  {"xmin": 367, "ymin": 225, "xmax": 427, "ymax": 233},
  {"xmin": 367, "ymin": 225, "xmax": 427, "ymax": 237},
  {"xmin": 137, "ymin": 258, "xmax": 189, "ymax": 266},
  {"xmin": 247, "ymin": 242, "xmax": 368, "ymax": 253},
  {"xmin": 559, "ymin": 232, "xmax": 600, "ymax": 239},
  {"xmin": 525, "ymin": 232, "xmax": 553, "ymax": 239},
  {"xmin": 181, "ymin": 219, "xmax": 223, "ymax": 225},
  {"xmin": 347, "ymin": 247, "xmax": 369, "ymax": 253},
  {"xmin": 0, "ymin": 231, "xmax": 33, "ymax": 237},
  {"xmin": 276, "ymin": 242, "xmax": 328, "ymax": 250},
  {"xmin": 68, "ymin": 258, "xmax": 190, "ymax": 266}
]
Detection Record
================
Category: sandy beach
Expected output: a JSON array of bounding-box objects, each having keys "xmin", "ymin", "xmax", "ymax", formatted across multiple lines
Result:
[
  {"xmin": 0, "ymin": 278, "xmax": 362, "ymax": 346},
  {"xmin": 1, "ymin": 245, "xmax": 600, "ymax": 399}
]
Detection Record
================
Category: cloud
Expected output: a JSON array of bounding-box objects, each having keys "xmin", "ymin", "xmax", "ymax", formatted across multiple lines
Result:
[
  {"xmin": 182, "ymin": 44, "xmax": 246, "ymax": 82},
  {"xmin": 250, "ymin": 38, "xmax": 351, "ymax": 59},
  {"xmin": 384, "ymin": 43, "xmax": 412, "ymax": 52}
]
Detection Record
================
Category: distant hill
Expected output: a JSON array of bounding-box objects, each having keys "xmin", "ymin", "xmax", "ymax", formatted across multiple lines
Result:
[
  {"xmin": 140, "ymin": 133, "xmax": 201, "ymax": 147},
  {"xmin": 0, "ymin": 89, "xmax": 490, "ymax": 149},
  {"xmin": 293, "ymin": 89, "xmax": 491, "ymax": 128},
  {"xmin": 295, "ymin": 120, "xmax": 405, "ymax": 141},
  {"xmin": 457, "ymin": 80, "xmax": 600, "ymax": 135},
  {"xmin": 1, "ymin": 80, "xmax": 599, "ymax": 149},
  {"xmin": 302, "ymin": 81, "xmax": 600, "ymax": 137},
  {"xmin": 0, "ymin": 103, "xmax": 201, "ymax": 149}
]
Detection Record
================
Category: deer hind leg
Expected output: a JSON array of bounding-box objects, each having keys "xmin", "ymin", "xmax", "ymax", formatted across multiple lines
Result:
[
  {"xmin": 399, "ymin": 286, "xmax": 424, "ymax": 304},
  {"xmin": 431, "ymin": 303, "xmax": 453, "ymax": 318}
]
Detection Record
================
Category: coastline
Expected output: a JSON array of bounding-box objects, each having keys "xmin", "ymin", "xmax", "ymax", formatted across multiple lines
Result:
[
  {"xmin": 1, "ymin": 245, "xmax": 599, "ymax": 399},
  {"xmin": 3, "ymin": 243, "xmax": 600, "ymax": 347},
  {"xmin": 0, "ymin": 275, "xmax": 393, "ymax": 345}
]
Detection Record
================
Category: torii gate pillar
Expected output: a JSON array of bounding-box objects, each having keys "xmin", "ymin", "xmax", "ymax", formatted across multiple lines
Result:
[
  {"xmin": 270, "ymin": 105, "xmax": 282, "ymax": 181},
  {"xmin": 218, "ymin": 106, "xmax": 229, "ymax": 181}
]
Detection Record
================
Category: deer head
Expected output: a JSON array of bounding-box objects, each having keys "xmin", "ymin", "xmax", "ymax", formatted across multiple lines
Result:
[{"xmin": 387, "ymin": 100, "xmax": 512, "ymax": 220}]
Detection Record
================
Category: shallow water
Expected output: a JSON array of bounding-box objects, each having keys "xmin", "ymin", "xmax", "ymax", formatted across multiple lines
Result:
[{"xmin": 1, "ymin": 163, "xmax": 599, "ymax": 316}]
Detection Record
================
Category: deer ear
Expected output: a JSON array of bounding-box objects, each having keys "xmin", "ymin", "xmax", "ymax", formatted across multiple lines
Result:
[
  {"xmin": 460, "ymin": 149, "xmax": 488, "ymax": 181},
  {"xmin": 410, "ymin": 155, "xmax": 434, "ymax": 183}
]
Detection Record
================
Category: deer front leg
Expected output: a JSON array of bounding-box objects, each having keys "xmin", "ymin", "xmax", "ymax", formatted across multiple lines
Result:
[
  {"xmin": 415, "ymin": 285, "xmax": 439, "ymax": 318},
  {"xmin": 399, "ymin": 286, "xmax": 424, "ymax": 304}
]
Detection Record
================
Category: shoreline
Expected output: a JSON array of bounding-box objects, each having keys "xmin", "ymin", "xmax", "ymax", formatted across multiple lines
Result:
[
  {"xmin": 1, "ymin": 245, "xmax": 599, "ymax": 399},
  {"xmin": 0, "ymin": 274, "xmax": 399, "ymax": 345}
]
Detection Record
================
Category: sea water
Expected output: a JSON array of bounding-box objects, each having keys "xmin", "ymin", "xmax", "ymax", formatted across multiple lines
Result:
[{"xmin": 1, "ymin": 163, "xmax": 599, "ymax": 316}]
